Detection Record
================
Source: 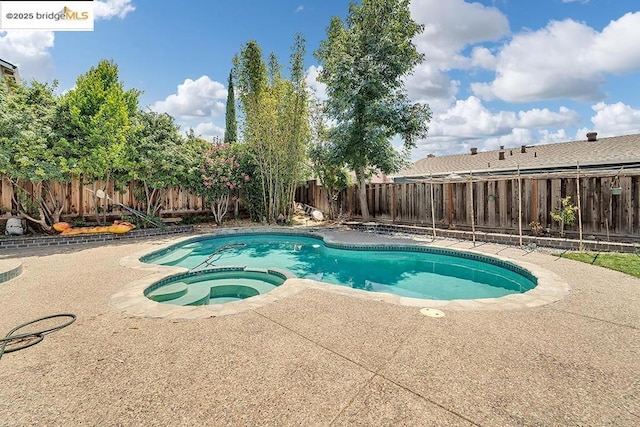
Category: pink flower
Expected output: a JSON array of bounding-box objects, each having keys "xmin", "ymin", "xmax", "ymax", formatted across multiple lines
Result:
[{"xmin": 244, "ymin": 175, "xmax": 250, "ymax": 182}]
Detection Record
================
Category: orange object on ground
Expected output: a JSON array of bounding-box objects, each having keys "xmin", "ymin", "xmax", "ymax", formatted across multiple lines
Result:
[
  {"xmin": 56, "ymin": 221, "xmax": 136, "ymax": 236},
  {"xmin": 53, "ymin": 222, "xmax": 72, "ymax": 232}
]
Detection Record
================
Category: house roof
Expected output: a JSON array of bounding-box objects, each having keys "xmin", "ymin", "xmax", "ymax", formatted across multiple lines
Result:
[
  {"xmin": 393, "ymin": 133, "xmax": 640, "ymax": 180},
  {"xmin": 0, "ymin": 58, "xmax": 17, "ymax": 70}
]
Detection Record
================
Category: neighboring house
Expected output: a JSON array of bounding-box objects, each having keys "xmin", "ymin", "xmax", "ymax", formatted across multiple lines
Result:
[
  {"xmin": 0, "ymin": 58, "xmax": 20, "ymax": 86},
  {"xmin": 393, "ymin": 132, "xmax": 640, "ymax": 182}
]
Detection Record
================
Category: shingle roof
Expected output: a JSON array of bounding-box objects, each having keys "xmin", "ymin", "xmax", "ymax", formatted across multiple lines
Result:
[
  {"xmin": 0, "ymin": 58, "xmax": 17, "ymax": 69},
  {"xmin": 393, "ymin": 133, "xmax": 640, "ymax": 180}
]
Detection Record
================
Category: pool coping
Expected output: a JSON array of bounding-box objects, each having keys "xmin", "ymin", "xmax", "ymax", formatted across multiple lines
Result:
[
  {"xmin": 0, "ymin": 258, "xmax": 23, "ymax": 284},
  {"xmin": 110, "ymin": 227, "xmax": 570, "ymax": 319}
]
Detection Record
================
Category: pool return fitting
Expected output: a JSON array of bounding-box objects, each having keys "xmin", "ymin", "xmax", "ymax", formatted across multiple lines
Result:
[{"xmin": 1, "ymin": 314, "xmax": 76, "ymax": 360}]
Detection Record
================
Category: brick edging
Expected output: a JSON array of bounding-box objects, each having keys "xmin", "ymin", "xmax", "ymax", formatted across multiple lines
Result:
[{"xmin": 0, "ymin": 225, "xmax": 194, "ymax": 250}]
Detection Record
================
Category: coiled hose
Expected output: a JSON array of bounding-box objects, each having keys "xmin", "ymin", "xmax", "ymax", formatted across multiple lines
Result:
[{"xmin": 0, "ymin": 314, "xmax": 76, "ymax": 360}]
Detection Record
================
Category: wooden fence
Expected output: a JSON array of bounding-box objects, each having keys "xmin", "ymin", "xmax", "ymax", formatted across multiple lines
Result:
[
  {"xmin": 0, "ymin": 176, "xmax": 207, "ymax": 219},
  {"xmin": 296, "ymin": 172, "xmax": 640, "ymax": 238}
]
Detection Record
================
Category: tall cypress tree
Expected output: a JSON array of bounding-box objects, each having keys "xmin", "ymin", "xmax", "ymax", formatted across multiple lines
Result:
[{"xmin": 223, "ymin": 70, "xmax": 237, "ymax": 143}]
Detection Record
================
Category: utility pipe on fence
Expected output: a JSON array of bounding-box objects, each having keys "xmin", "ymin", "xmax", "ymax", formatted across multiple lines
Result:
[
  {"xmin": 518, "ymin": 165, "xmax": 523, "ymax": 247},
  {"xmin": 576, "ymin": 162, "xmax": 584, "ymax": 251}
]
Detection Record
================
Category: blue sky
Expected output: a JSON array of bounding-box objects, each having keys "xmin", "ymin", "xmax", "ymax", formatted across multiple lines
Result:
[{"xmin": 1, "ymin": 0, "xmax": 639, "ymax": 161}]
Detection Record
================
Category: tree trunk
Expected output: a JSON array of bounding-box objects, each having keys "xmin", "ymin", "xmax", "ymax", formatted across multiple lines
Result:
[
  {"xmin": 102, "ymin": 170, "xmax": 110, "ymax": 224},
  {"xmin": 357, "ymin": 168, "xmax": 369, "ymax": 221}
]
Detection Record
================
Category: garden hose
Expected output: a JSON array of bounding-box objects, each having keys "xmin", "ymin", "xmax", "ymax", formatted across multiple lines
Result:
[{"xmin": 0, "ymin": 314, "xmax": 76, "ymax": 360}]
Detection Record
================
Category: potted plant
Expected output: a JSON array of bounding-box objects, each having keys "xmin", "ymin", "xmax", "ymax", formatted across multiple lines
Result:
[{"xmin": 610, "ymin": 177, "xmax": 622, "ymax": 196}]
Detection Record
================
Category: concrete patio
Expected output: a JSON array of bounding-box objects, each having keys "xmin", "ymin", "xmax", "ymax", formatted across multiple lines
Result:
[{"xmin": 0, "ymin": 229, "xmax": 638, "ymax": 426}]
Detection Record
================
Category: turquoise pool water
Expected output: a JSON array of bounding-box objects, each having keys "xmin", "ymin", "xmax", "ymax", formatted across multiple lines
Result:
[{"xmin": 143, "ymin": 233, "xmax": 537, "ymax": 300}]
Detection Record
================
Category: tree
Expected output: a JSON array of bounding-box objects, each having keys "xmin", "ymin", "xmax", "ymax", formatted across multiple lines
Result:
[
  {"xmin": 0, "ymin": 79, "xmax": 71, "ymax": 231},
  {"xmin": 57, "ymin": 59, "xmax": 140, "ymax": 223},
  {"xmin": 234, "ymin": 35, "xmax": 310, "ymax": 222},
  {"xmin": 309, "ymin": 142, "xmax": 350, "ymax": 220},
  {"xmin": 126, "ymin": 110, "xmax": 187, "ymax": 216},
  {"xmin": 550, "ymin": 196, "xmax": 578, "ymax": 237},
  {"xmin": 181, "ymin": 130, "xmax": 214, "ymax": 193},
  {"xmin": 308, "ymin": 99, "xmax": 350, "ymax": 219},
  {"xmin": 314, "ymin": 0, "xmax": 431, "ymax": 220},
  {"xmin": 224, "ymin": 70, "xmax": 237, "ymax": 143},
  {"xmin": 198, "ymin": 143, "xmax": 249, "ymax": 224}
]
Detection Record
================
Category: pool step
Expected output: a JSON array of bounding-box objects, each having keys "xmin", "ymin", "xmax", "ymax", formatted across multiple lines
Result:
[
  {"xmin": 151, "ymin": 248, "xmax": 194, "ymax": 265},
  {"xmin": 147, "ymin": 282, "xmax": 188, "ymax": 302},
  {"xmin": 205, "ymin": 278, "xmax": 277, "ymax": 294},
  {"xmin": 168, "ymin": 286, "xmax": 211, "ymax": 306}
]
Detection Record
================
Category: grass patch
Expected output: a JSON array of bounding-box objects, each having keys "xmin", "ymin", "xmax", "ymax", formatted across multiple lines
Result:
[{"xmin": 561, "ymin": 252, "xmax": 640, "ymax": 279}]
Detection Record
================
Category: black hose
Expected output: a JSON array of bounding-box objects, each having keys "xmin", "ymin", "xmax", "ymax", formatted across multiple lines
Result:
[{"xmin": 0, "ymin": 314, "xmax": 76, "ymax": 360}]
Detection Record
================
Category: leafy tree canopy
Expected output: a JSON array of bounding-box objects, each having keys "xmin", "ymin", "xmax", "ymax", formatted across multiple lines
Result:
[
  {"xmin": 57, "ymin": 59, "xmax": 141, "ymax": 181},
  {"xmin": 314, "ymin": 0, "xmax": 431, "ymax": 218}
]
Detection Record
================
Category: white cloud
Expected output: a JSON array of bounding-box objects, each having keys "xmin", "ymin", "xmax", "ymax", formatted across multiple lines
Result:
[
  {"xmin": 474, "ymin": 12, "xmax": 640, "ymax": 102},
  {"xmin": 517, "ymin": 107, "xmax": 581, "ymax": 128},
  {"xmin": 0, "ymin": 31, "xmax": 54, "ymax": 82},
  {"xmin": 409, "ymin": 97, "xmax": 580, "ymax": 157},
  {"xmin": 591, "ymin": 13, "xmax": 640, "ymax": 74},
  {"xmin": 0, "ymin": 0, "xmax": 135, "ymax": 82},
  {"xmin": 189, "ymin": 122, "xmax": 225, "ymax": 142},
  {"xmin": 482, "ymin": 128, "xmax": 534, "ymax": 151},
  {"xmin": 586, "ymin": 102, "xmax": 640, "ymax": 137},
  {"xmin": 410, "ymin": 0, "xmax": 509, "ymax": 60},
  {"xmin": 470, "ymin": 47, "xmax": 497, "ymax": 70},
  {"xmin": 429, "ymin": 96, "xmax": 579, "ymax": 138},
  {"xmin": 94, "ymin": 0, "xmax": 136, "ymax": 20},
  {"xmin": 404, "ymin": 63, "xmax": 460, "ymax": 112},
  {"xmin": 538, "ymin": 129, "xmax": 571, "ymax": 144},
  {"xmin": 305, "ymin": 65, "xmax": 327, "ymax": 101},
  {"xmin": 152, "ymin": 76, "xmax": 227, "ymax": 119},
  {"xmin": 295, "ymin": 5, "xmax": 304, "ymax": 13},
  {"xmin": 406, "ymin": 0, "xmax": 509, "ymax": 106}
]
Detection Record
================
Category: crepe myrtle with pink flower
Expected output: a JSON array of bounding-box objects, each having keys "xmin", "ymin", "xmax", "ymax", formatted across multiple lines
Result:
[{"xmin": 200, "ymin": 143, "xmax": 250, "ymax": 224}]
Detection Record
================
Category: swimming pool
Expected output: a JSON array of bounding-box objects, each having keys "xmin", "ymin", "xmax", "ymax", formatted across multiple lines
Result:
[{"xmin": 142, "ymin": 232, "xmax": 537, "ymax": 301}]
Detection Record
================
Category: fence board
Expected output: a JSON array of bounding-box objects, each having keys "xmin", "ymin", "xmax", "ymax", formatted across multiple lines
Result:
[
  {"xmin": 497, "ymin": 180, "xmax": 507, "ymax": 227},
  {"xmin": 475, "ymin": 181, "xmax": 484, "ymax": 225}
]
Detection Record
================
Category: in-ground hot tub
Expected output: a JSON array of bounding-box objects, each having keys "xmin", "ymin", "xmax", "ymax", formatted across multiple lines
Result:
[{"xmin": 144, "ymin": 267, "xmax": 289, "ymax": 306}]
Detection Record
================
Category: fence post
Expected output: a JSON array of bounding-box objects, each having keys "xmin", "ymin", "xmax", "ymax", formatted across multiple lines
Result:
[
  {"xmin": 576, "ymin": 163, "xmax": 583, "ymax": 251},
  {"xmin": 469, "ymin": 173, "xmax": 476, "ymax": 245},
  {"xmin": 392, "ymin": 184, "xmax": 396, "ymax": 222},
  {"xmin": 518, "ymin": 166, "xmax": 523, "ymax": 247},
  {"xmin": 430, "ymin": 176, "xmax": 437, "ymax": 237}
]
